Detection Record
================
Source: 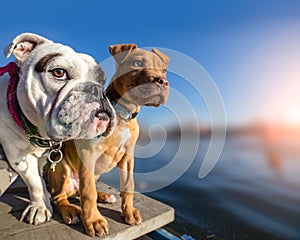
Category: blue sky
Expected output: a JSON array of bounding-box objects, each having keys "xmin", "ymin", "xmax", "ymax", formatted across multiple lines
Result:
[{"xmin": 1, "ymin": 0, "xmax": 300, "ymax": 127}]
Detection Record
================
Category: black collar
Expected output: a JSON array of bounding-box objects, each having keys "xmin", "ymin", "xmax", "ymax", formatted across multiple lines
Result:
[{"xmin": 105, "ymin": 91, "xmax": 138, "ymax": 121}]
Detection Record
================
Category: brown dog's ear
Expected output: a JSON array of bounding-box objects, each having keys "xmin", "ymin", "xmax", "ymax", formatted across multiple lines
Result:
[
  {"xmin": 109, "ymin": 44, "xmax": 138, "ymax": 56},
  {"xmin": 109, "ymin": 44, "xmax": 138, "ymax": 64},
  {"xmin": 4, "ymin": 33, "xmax": 52, "ymax": 63},
  {"xmin": 152, "ymin": 48, "xmax": 169, "ymax": 64}
]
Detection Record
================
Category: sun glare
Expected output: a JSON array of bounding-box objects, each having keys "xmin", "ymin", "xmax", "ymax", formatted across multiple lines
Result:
[{"xmin": 286, "ymin": 110, "xmax": 300, "ymax": 126}]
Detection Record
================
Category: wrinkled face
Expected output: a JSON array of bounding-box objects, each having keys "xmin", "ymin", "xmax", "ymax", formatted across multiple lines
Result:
[
  {"xmin": 17, "ymin": 43, "xmax": 115, "ymax": 141},
  {"xmin": 112, "ymin": 49, "xmax": 169, "ymax": 107}
]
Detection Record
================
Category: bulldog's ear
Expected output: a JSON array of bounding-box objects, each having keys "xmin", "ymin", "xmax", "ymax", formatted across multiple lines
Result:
[
  {"xmin": 4, "ymin": 33, "xmax": 52, "ymax": 62},
  {"xmin": 152, "ymin": 48, "xmax": 169, "ymax": 64},
  {"xmin": 109, "ymin": 44, "xmax": 138, "ymax": 64}
]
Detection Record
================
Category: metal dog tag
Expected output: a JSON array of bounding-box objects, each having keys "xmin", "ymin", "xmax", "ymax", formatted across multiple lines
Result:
[{"xmin": 47, "ymin": 149, "xmax": 63, "ymax": 172}]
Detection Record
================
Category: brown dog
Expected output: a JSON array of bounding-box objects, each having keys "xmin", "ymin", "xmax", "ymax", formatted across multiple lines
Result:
[{"xmin": 47, "ymin": 44, "xmax": 169, "ymax": 236}]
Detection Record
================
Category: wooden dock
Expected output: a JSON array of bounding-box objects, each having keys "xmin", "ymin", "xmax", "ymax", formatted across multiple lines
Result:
[{"xmin": 0, "ymin": 178, "xmax": 175, "ymax": 240}]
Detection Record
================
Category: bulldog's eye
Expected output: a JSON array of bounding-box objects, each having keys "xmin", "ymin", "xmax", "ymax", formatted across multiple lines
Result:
[
  {"xmin": 51, "ymin": 68, "xmax": 68, "ymax": 80},
  {"xmin": 162, "ymin": 68, "xmax": 167, "ymax": 74},
  {"xmin": 133, "ymin": 60, "xmax": 144, "ymax": 68}
]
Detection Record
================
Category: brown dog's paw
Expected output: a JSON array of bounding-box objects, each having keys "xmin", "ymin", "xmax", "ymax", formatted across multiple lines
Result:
[
  {"xmin": 60, "ymin": 204, "xmax": 82, "ymax": 224},
  {"xmin": 122, "ymin": 208, "xmax": 142, "ymax": 226},
  {"xmin": 82, "ymin": 215, "xmax": 109, "ymax": 237},
  {"xmin": 97, "ymin": 192, "xmax": 117, "ymax": 204}
]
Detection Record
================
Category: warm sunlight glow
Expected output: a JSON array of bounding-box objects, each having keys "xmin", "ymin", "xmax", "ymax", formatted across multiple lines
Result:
[{"xmin": 286, "ymin": 110, "xmax": 300, "ymax": 126}]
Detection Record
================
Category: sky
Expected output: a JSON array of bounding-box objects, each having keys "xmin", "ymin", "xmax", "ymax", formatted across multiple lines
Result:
[{"xmin": 1, "ymin": 0, "xmax": 300, "ymax": 128}]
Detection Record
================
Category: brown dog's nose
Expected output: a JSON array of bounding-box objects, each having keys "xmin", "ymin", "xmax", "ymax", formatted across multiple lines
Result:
[{"xmin": 154, "ymin": 77, "xmax": 169, "ymax": 87}]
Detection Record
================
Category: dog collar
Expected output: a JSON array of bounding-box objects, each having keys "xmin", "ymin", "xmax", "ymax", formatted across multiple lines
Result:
[
  {"xmin": 1, "ymin": 62, "xmax": 62, "ymax": 149},
  {"xmin": 105, "ymin": 91, "xmax": 138, "ymax": 121},
  {"xmin": 1, "ymin": 62, "xmax": 23, "ymax": 128}
]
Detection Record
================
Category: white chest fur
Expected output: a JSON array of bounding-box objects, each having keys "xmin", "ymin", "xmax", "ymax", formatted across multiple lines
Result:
[{"xmin": 119, "ymin": 127, "xmax": 131, "ymax": 150}]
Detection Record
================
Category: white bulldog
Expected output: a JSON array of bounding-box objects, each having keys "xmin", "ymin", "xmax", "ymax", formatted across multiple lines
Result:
[{"xmin": 0, "ymin": 33, "xmax": 115, "ymax": 225}]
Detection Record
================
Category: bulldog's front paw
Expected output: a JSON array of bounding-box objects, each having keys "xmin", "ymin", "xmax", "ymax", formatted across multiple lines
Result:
[
  {"xmin": 82, "ymin": 214, "xmax": 109, "ymax": 237},
  {"xmin": 122, "ymin": 208, "xmax": 142, "ymax": 226},
  {"xmin": 20, "ymin": 201, "xmax": 53, "ymax": 225}
]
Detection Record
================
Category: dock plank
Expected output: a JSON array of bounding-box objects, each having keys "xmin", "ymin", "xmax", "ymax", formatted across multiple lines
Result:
[{"xmin": 0, "ymin": 180, "xmax": 174, "ymax": 240}]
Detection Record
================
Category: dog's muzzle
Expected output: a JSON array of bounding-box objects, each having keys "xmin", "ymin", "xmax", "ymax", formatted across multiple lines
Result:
[
  {"xmin": 83, "ymin": 84, "xmax": 104, "ymax": 99},
  {"xmin": 94, "ymin": 92, "xmax": 116, "ymax": 137},
  {"xmin": 49, "ymin": 83, "xmax": 115, "ymax": 141}
]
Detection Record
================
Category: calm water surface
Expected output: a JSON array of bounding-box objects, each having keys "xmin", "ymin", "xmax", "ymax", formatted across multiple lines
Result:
[{"xmin": 101, "ymin": 135, "xmax": 300, "ymax": 240}]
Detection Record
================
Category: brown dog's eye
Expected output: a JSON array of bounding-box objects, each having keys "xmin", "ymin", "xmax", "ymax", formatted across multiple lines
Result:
[
  {"xmin": 133, "ymin": 60, "xmax": 144, "ymax": 68},
  {"xmin": 51, "ymin": 68, "xmax": 68, "ymax": 80},
  {"xmin": 162, "ymin": 69, "xmax": 167, "ymax": 74}
]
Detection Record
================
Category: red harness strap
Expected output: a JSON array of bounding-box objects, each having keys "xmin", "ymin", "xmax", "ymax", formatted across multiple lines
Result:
[{"xmin": 0, "ymin": 62, "xmax": 23, "ymax": 129}]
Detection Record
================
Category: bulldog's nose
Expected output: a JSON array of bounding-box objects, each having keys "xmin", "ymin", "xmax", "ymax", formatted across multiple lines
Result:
[
  {"xmin": 154, "ymin": 77, "xmax": 169, "ymax": 87},
  {"xmin": 89, "ymin": 85, "xmax": 103, "ymax": 99}
]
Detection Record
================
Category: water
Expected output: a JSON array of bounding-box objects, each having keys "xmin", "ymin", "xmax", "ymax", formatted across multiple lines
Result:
[{"xmin": 101, "ymin": 134, "xmax": 300, "ymax": 240}]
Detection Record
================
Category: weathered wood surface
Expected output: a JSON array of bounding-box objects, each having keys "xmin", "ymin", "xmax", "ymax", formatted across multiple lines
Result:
[{"xmin": 0, "ymin": 179, "xmax": 174, "ymax": 240}]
